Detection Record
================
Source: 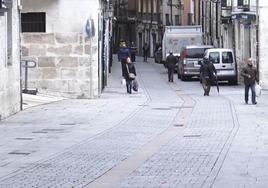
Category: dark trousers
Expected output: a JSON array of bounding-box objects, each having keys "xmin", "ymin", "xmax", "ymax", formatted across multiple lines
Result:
[
  {"xmin": 202, "ymin": 77, "xmax": 211, "ymax": 96},
  {"xmin": 168, "ymin": 68, "xmax": 174, "ymax": 82},
  {"xmin": 143, "ymin": 52, "xmax": 148, "ymax": 62},
  {"xmin": 245, "ymin": 84, "xmax": 256, "ymax": 104},
  {"xmin": 131, "ymin": 54, "xmax": 136, "ymax": 62},
  {"xmin": 126, "ymin": 80, "xmax": 133, "ymax": 94},
  {"xmin": 121, "ymin": 59, "xmax": 126, "ymax": 76}
]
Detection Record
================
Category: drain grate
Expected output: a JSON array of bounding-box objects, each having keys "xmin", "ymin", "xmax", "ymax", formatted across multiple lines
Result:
[
  {"xmin": 42, "ymin": 129, "xmax": 65, "ymax": 132},
  {"xmin": 60, "ymin": 123, "xmax": 76, "ymax": 125},
  {"xmin": 32, "ymin": 131, "xmax": 48, "ymax": 134},
  {"xmin": 152, "ymin": 107, "xmax": 171, "ymax": 110},
  {"xmin": 138, "ymin": 104, "xmax": 149, "ymax": 107},
  {"xmin": 183, "ymin": 134, "xmax": 201, "ymax": 138},
  {"xmin": 174, "ymin": 124, "xmax": 184, "ymax": 127},
  {"xmin": 15, "ymin": 138, "xmax": 33, "ymax": 140},
  {"xmin": 9, "ymin": 151, "xmax": 31, "ymax": 155},
  {"xmin": 103, "ymin": 90, "xmax": 120, "ymax": 94}
]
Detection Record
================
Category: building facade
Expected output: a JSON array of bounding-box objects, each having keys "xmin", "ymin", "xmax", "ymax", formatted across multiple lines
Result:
[
  {"xmin": 0, "ymin": 0, "xmax": 21, "ymax": 120},
  {"xmin": 21, "ymin": 0, "xmax": 107, "ymax": 99},
  {"xmin": 259, "ymin": 0, "xmax": 268, "ymax": 89},
  {"xmin": 201, "ymin": 0, "xmax": 257, "ymax": 81}
]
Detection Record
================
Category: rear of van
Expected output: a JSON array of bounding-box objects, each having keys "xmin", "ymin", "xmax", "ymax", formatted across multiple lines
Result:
[{"xmin": 204, "ymin": 48, "xmax": 238, "ymax": 85}]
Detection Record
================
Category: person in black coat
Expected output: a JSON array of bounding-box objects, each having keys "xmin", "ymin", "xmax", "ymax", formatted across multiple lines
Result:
[
  {"xmin": 123, "ymin": 58, "xmax": 136, "ymax": 94},
  {"xmin": 166, "ymin": 51, "xmax": 178, "ymax": 82},
  {"xmin": 241, "ymin": 58, "xmax": 258, "ymax": 104},
  {"xmin": 200, "ymin": 57, "xmax": 217, "ymax": 96},
  {"xmin": 118, "ymin": 42, "xmax": 131, "ymax": 76}
]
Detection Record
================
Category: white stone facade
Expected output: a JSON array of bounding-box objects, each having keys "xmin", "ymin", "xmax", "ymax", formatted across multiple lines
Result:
[
  {"xmin": 0, "ymin": 0, "xmax": 21, "ymax": 120},
  {"xmin": 259, "ymin": 0, "xmax": 268, "ymax": 89},
  {"xmin": 21, "ymin": 0, "xmax": 100, "ymax": 98}
]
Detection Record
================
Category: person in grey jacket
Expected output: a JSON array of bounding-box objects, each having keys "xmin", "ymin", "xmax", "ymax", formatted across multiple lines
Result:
[{"xmin": 241, "ymin": 58, "xmax": 258, "ymax": 104}]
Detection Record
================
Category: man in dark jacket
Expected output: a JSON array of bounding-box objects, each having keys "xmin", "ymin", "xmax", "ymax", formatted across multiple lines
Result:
[
  {"xmin": 241, "ymin": 58, "xmax": 258, "ymax": 104},
  {"xmin": 166, "ymin": 51, "xmax": 178, "ymax": 82},
  {"xmin": 130, "ymin": 42, "xmax": 137, "ymax": 62},
  {"xmin": 118, "ymin": 42, "xmax": 131, "ymax": 76},
  {"xmin": 200, "ymin": 57, "xmax": 217, "ymax": 96},
  {"xmin": 143, "ymin": 43, "xmax": 149, "ymax": 62}
]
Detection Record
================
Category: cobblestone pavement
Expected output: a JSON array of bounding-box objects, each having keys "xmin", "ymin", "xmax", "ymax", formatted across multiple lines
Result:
[{"xmin": 0, "ymin": 57, "xmax": 268, "ymax": 188}]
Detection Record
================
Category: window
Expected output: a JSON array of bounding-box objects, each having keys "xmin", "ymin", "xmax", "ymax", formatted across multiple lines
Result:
[
  {"xmin": 175, "ymin": 15, "xmax": 180, "ymax": 25},
  {"xmin": 222, "ymin": 52, "xmax": 233, "ymax": 63},
  {"xmin": 21, "ymin": 12, "xmax": 46, "ymax": 32},
  {"xmin": 165, "ymin": 14, "xmax": 170, "ymax": 26},
  {"xmin": 209, "ymin": 52, "xmax": 220, "ymax": 64},
  {"xmin": 186, "ymin": 48, "xmax": 211, "ymax": 58}
]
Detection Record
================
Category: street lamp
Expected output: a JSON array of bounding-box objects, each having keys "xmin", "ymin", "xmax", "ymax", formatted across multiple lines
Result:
[{"xmin": 167, "ymin": 0, "xmax": 183, "ymax": 25}]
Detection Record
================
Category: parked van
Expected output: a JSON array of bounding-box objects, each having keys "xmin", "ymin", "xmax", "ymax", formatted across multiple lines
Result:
[
  {"xmin": 178, "ymin": 45, "xmax": 213, "ymax": 80},
  {"xmin": 203, "ymin": 48, "xmax": 238, "ymax": 85}
]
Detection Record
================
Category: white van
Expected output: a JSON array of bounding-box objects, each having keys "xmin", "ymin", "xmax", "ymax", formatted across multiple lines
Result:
[{"xmin": 204, "ymin": 48, "xmax": 238, "ymax": 85}]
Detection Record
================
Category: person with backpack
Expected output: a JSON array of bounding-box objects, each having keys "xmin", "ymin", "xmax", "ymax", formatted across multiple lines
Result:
[{"xmin": 200, "ymin": 57, "xmax": 217, "ymax": 96}]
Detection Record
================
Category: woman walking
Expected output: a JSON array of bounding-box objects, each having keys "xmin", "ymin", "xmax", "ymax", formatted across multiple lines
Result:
[{"xmin": 123, "ymin": 58, "xmax": 136, "ymax": 94}]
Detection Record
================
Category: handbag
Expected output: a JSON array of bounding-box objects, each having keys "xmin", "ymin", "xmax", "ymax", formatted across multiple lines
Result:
[
  {"xmin": 121, "ymin": 78, "xmax": 126, "ymax": 85},
  {"xmin": 126, "ymin": 64, "xmax": 136, "ymax": 79},
  {"xmin": 133, "ymin": 79, "xmax": 138, "ymax": 92},
  {"xmin": 255, "ymin": 83, "xmax": 262, "ymax": 97}
]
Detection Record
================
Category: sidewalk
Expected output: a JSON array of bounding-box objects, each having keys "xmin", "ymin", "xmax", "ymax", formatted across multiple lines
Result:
[{"xmin": 0, "ymin": 56, "xmax": 267, "ymax": 188}]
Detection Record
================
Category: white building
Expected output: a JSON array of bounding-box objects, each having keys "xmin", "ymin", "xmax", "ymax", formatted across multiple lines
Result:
[
  {"xmin": 21, "ymin": 0, "xmax": 108, "ymax": 98},
  {"xmin": 259, "ymin": 0, "xmax": 268, "ymax": 89},
  {"xmin": 0, "ymin": 0, "xmax": 21, "ymax": 120}
]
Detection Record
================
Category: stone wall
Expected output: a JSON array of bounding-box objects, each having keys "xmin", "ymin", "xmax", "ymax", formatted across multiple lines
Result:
[
  {"xmin": 0, "ymin": 0, "xmax": 21, "ymax": 120},
  {"xmin": 21, "ymin": 32, "xmax": 99, "ymax": 98}
]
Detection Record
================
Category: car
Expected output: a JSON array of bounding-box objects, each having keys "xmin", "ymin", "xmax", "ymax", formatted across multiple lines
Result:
[
  {"xmin": 203, "ymin": 48, "xmax": 238, "ymax": 85},
  {"xmin": 178, "ymin": 45, "xmax": 214, "ymax": 81}
]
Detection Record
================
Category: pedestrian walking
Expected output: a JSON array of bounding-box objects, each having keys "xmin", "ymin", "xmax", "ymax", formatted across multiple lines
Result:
[
  {"xmin": 118, "ymin": 42, "xmax": 131, "ymax": 76},
  {"xmin": 200, "ymin": 57, "xmax": 217, "ymax": 96},
  {"xmin": 123, "ymin": 57, "xmax": 137, "ymax": 94},
  {"xmin": 166, "ymin": 51, "xmax": 177, "ymax": 82},
  {"xmin": 130, "ymin": 42, "xmax": 137, "ymax": 62},
  {"xmin": 241, "ymin": 58, "xmax": 258, "ymax": 104},
  {"xmin": 143, "ymin": 43, "xmax": 149, "ymax": 62}
]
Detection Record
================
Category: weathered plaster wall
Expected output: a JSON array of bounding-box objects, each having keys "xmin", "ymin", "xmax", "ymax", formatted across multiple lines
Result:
[
  {"xmin": 21, "ymin": 0, "xmax": 100, "ymax": 98},
  {"xmin": 0, "ymin": 0, "xmax": 21, "ymax": 120}
]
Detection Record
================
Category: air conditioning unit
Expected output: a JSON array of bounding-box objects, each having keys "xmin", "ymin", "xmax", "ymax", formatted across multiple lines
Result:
[{"xmin": 237, "ymin": 0, "xmax": 249, "ymax": 10}]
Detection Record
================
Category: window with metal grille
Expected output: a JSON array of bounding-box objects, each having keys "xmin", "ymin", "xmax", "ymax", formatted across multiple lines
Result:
[{"xmin": 21, "ymin": 12, "xmax": 46, "ymax": 32}]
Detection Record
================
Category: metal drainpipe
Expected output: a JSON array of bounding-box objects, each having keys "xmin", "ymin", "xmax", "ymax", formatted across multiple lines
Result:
[
  {"xmin": 17, "ymin": 0, "xmax": 23, "ymax": 110},
  {"xmin": 256, "ymin": 0, "xmax": 260, "ymax": 81}
]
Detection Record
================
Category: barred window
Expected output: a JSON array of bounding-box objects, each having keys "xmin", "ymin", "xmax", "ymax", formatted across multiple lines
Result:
[{"xmin": 21, "ymin": 12, "xmax": 46, "ymax": 32}]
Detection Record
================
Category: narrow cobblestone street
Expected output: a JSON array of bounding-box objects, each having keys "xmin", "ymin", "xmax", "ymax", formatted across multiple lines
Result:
[{"xmin": 0, "ymin": 57, "xmax": 268, "ymax": 188}]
